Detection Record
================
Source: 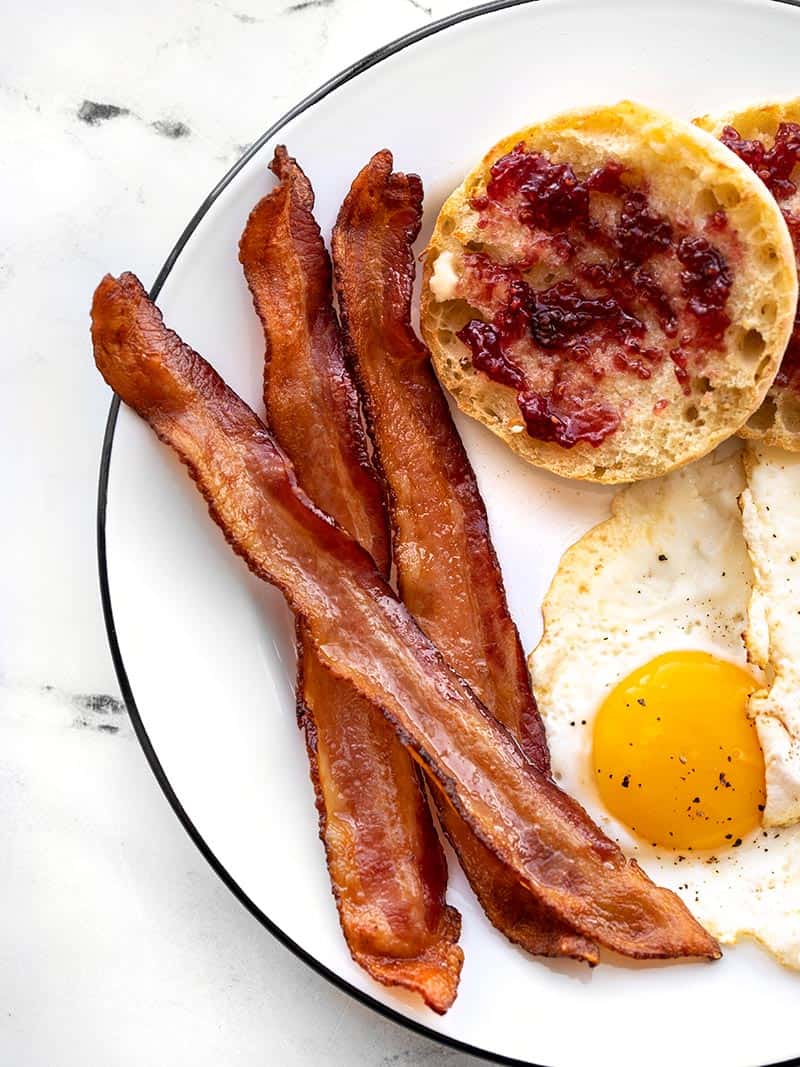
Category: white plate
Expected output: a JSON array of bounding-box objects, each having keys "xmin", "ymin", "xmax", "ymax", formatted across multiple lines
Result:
[{"xmin": 99, "ymin": 2, "xmax": 800, "ymax": 1064}]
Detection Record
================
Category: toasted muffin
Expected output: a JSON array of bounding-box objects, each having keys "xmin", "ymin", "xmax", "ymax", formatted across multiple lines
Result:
[
  {"xmin": 422, "ymin": 101, "xmax": 797, "ymax": 484},
  {"xmin": 695, "ymin": 100, "xmax": 800, "ymax": 451}
]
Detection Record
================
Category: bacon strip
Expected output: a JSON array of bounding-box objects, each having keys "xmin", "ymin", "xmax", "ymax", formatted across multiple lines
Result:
[
  {"xmin": 91, "ymin": 271, "xmax": 720, "ymax": 961},
  {"xmin": 332, "ymin": 150, "xmax": 597, "ymax": 963},
  {"xmin": 236, "ymin": 147, "xmax": 462, "ymax": 1013}
]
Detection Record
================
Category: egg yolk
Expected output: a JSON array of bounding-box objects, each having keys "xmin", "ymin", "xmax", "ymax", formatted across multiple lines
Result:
[{"xmin": 592, "ymin": 651, "xmax": 765, "ymax": 851}]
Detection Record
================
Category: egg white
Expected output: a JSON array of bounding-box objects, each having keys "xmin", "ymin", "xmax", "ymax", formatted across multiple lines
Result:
[
  {"xmin": 529, "ymin": 444, "xmax": 800, "ymax": 968},
  {"xmin": 741, "ymin": 442, "xmax": 800, "ymax": 827}
]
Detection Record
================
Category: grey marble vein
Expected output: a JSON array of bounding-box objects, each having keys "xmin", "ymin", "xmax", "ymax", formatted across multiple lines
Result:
[
  {"xmin": 77, "ymin": 99, "xmax": 131, "ymax": 125},
  {"xmin": 285, "ymin": 0, "xmax": 335, "ymax": 12}
]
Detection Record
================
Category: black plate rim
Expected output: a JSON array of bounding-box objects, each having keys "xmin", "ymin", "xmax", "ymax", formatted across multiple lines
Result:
[{"xmin": 97, "ymin": 2, "xmax": 800, "ymax": 1064}]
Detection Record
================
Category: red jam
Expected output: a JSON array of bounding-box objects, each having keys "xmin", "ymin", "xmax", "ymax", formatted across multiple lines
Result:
[
  {"xmin": 527, "ymin": 281, "xmax": 645, "ymax": 350},
  {"xmin": 459, "ymin": 253, "xmax": 522, "ymax": 308},
  {"xmin": 458, "ymin": 319, "xmax": 525, "ymax": 391},
  {"xmin": 783, "ymin": 209, "xmax": 800, "ymax": 244},
  {"xmin": 517, "ymin": 389, "xmax": 620, "ymax": 448},
  {"xmin": 457, "ymin": 265, "xmax": 650, "ymax": 446},
  {"xmin": 481, "ymin": 145, "xmax": 591, "ymax": 229},
  {"xmin": 616, "ymin": 191, "xmax": 674, "ymax": 263},
  {"xmin": 579, "ymin": 261, "xmax": 678, "ymax": 337},
  {"xmin": 721, "ymin": 123, "xmax": 800, "ymax": 199},
  {"xmin": 458, "ymin": 143, "xmax": 735, "ymax": 445},
  {"xmin": 676, "ymin": 236, "xmax": 731, "ymax": 343}
]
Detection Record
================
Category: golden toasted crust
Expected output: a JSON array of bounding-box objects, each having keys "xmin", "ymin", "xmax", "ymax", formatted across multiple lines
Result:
[
  {"xmin": 696, "ymin": 99, "xmax": 800, "ymax": 452},
  {"xmin": 422, "ymin": 101, "xmax": 798, "ymax": 484}
]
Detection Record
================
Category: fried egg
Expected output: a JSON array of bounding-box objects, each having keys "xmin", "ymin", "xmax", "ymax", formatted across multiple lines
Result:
[
  {"xmin": 741, "ymin": 442, "xmax": 800, "ymax": 827},
  {"xmin": 529, "ymin": 445, "xmax": 800, "ymax": 968}
]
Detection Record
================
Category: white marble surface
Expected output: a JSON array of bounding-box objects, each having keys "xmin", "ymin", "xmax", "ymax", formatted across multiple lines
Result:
[{"xmin": 1, "ymin": 2, "xmax": 489, "ymax": 1063}]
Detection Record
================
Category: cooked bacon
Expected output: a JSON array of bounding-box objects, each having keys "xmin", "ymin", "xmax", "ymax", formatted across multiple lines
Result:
[
  {"xmin": 91, "ymin": 271, "xmax": 720, "ymax": 961},
  {"xmin": 240, "ymin": 148, "xmax": 390, "ymax": 572},
  {"xmin": 297, "ymin": 630, "xmax": 461, "ymax": 1010},
  {"xmin": 332, "ymin": 150, "xmax": 596, "ymax": 963},
  {"xmin": 236, "ymin": 147, "xmax": 462, "ymax": 1013}
]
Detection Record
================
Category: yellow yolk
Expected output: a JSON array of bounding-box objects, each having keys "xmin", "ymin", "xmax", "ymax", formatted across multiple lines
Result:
[{"xmin": 592, "ymin": 651, "xmax": 765, "ymax": 851}]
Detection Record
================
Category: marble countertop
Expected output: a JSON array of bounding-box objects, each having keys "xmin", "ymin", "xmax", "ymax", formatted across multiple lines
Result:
[{"xmin": 1, "ymin": 1, "xmax": 487, "ymax": 1063}]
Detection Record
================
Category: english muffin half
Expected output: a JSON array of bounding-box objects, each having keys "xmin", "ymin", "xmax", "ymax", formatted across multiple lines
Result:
[
  {"xmin": 696, "ymin": 99, "xmax": 800, "ymax": 451},
  {"xmin": 422, "ymin": 101, "xmax": 797, "ymax": 484}
]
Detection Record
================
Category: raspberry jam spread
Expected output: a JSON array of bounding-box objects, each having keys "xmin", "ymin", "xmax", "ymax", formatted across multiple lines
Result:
[
  {"xmin": 456, "ymin": 144, "xmax": 735, "ymax": 448},
  {"xmin": 484, "ymin": 146, "xmax": 592, "ymax": 229},
  {"xmin": 676, "ymin": 237, "xmax": 732, "ymax": 343},
  {"xmin": 456, "ymin": 313, "xmax": 622, "ymax": 446},
  {"xmin": 459, "ymin": 319, "xmax": 524, "ymax": 391},
  {"xmin": 518, "ymin": 388, "xmax": 620, "ymax": 448},
  {"xmin": 720, "ymin": 123, "xmax": 800, "ymax": 199},
  {"xmin": 721, "ymin": 123, "xmax": 800, "ymax": 394}
]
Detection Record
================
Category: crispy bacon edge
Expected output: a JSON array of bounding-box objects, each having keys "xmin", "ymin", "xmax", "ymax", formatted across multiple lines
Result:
[
  {"xmin": 237, "ymin": 147, "xmax": 462, "ymax": 1012},
  {"xmin": 91, "ymin": 270, "xmax": 721, "ymax": 962},
  {"xmin": 332, "ymin": 150, "xmax": 598, "ymax": 964}
]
